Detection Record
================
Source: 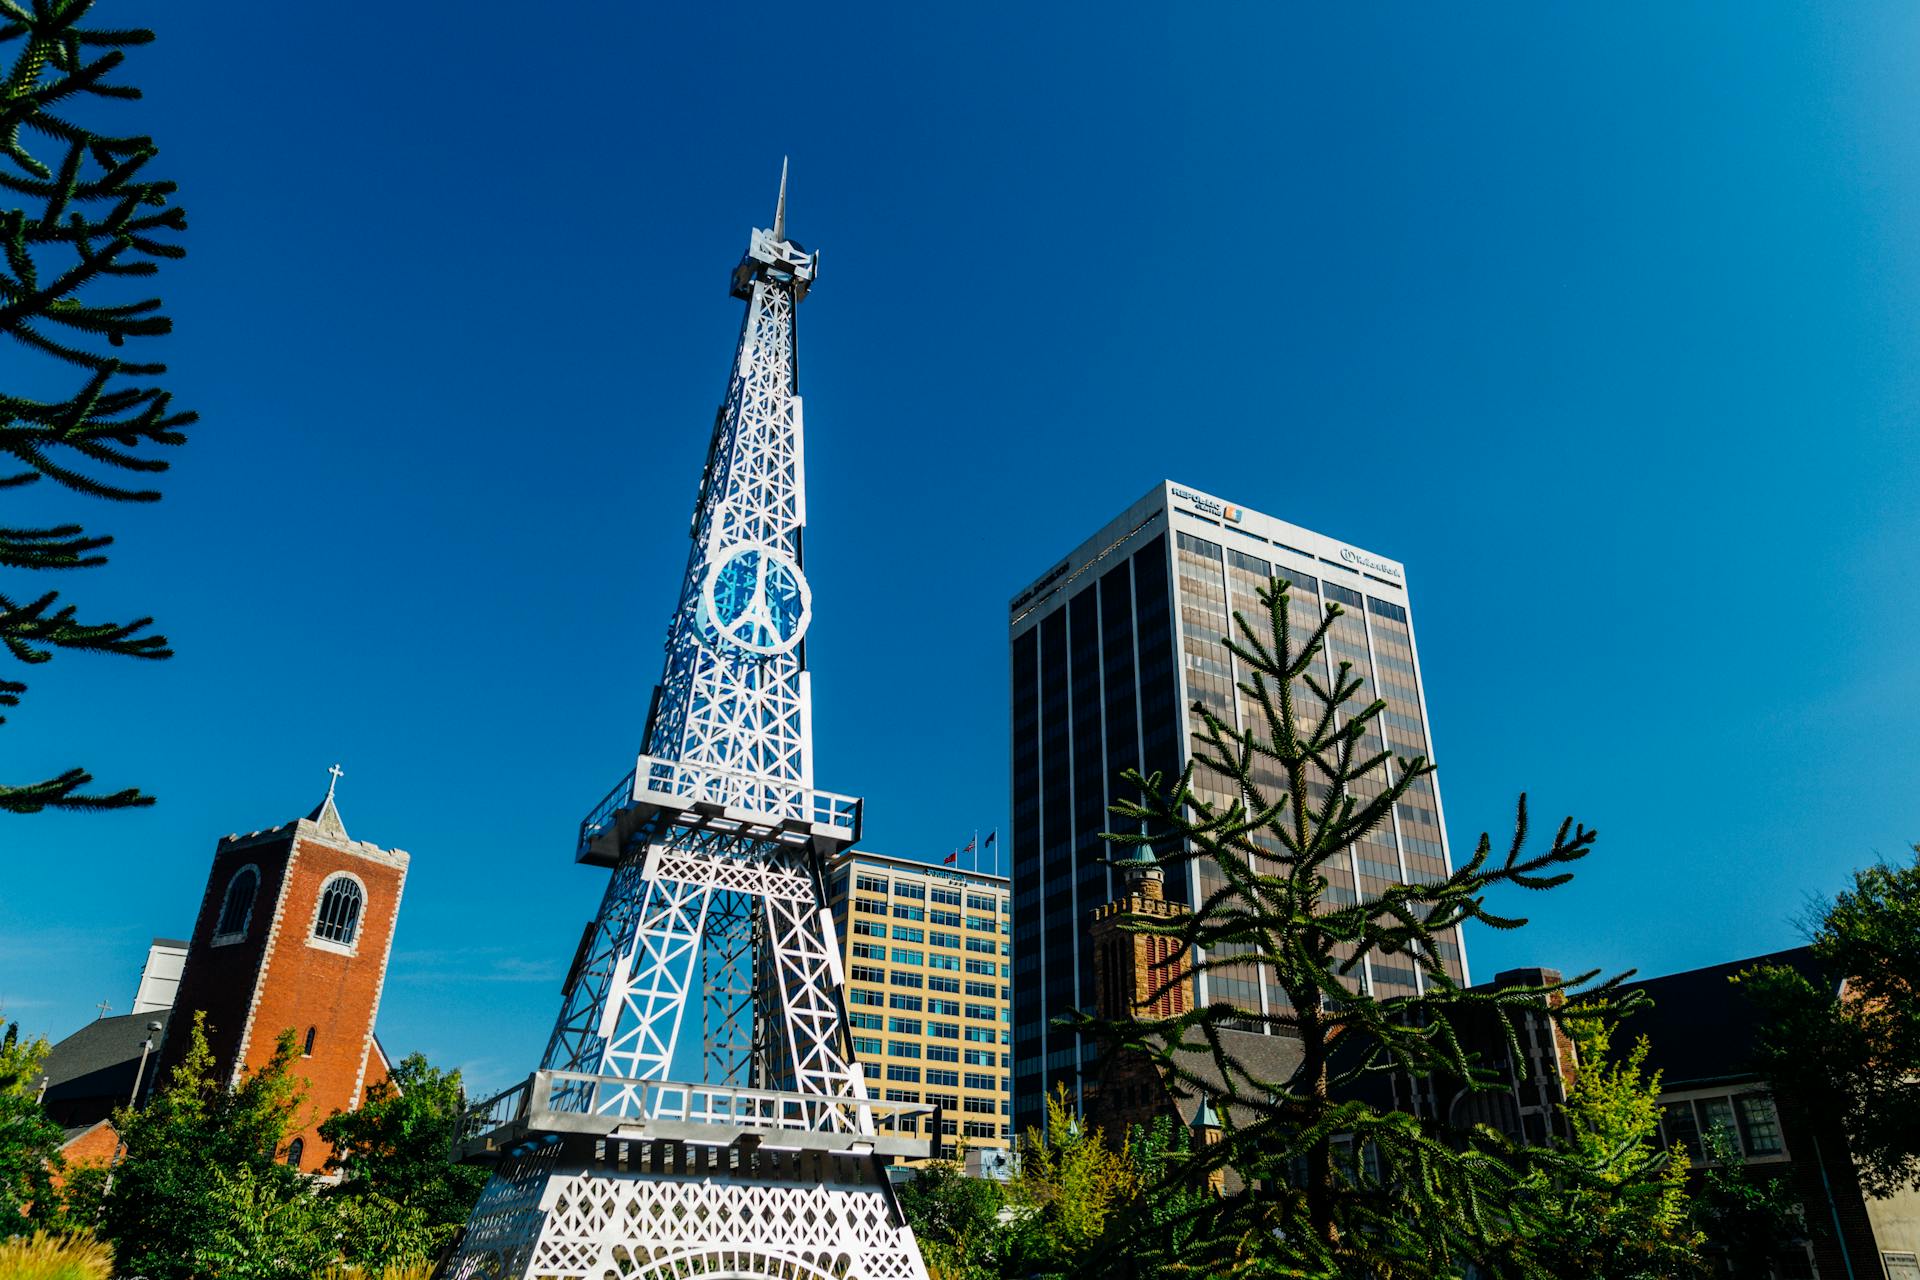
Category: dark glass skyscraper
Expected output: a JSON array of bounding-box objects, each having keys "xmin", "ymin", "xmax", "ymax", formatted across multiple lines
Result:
[{"xmin": 1007, "ymin": 481, "xmax": 1468, "ymax": 1134}]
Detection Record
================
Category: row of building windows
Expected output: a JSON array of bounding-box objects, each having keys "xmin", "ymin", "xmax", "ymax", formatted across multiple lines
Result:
[
  {"xmin": 850, "ymin": 898, "xmax": 1013, "ymax": 934},
  {"xmin": 850, "ymin": 1034, "xmax": 1012, "ymax": 1066},
  {"xmin": 870, "ymin": 1063, "xmax": 1006, "ymax": 1093},
  {"xmin": 1659, "ymin": 1091, "xmax": 1784, "ymax": 1162},
  {"xmin": 846, "ymin": 872, "xmax": 1004, "ymax": 915}
]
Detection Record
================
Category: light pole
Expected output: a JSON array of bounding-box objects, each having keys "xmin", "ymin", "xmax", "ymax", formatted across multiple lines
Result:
[{"xmin": 126, "ymin": 1020, "xmax": 162, "ymax": 1110}]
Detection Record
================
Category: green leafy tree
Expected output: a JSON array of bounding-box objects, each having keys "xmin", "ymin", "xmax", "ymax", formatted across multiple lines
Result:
[
  {"xmin": 1067, "ymin": 576, "xmax": 1636, "ymax": 1278},
  {"xmin": 1516, "ymin": 1016, "xmax": 1703, "ymax": 1278},
  {"xmin": 1737, "ymin": 849, "xmax": 1920, "ymax": 1198},
  {"xmin": 1689, "ymin": 1128, "xmax": 1809, "ymax": 1280},
  {"xmin": 1004, "ymin": 1086, "xmax": 1137, "ymax": 1279},
  {"xmin": 47, "ymin": 1159, "xmax": 109, "ymax": 1237},
  {"xmin": 897, "ymin": 1155, "xmax": 1006, "ymax": 1280},
  {"xmin": 0, "ymin": 1021, "xmax": 67, "ymax": 1230},
  {"xmin": 185, "ymin": 1164, "xmax": 337, "ymax": 1280},
  {"xmin": 318, "ymin": 1053, "xmax": 487, "ymax": 1270},
  {"xmin": 1, "ymin": 0, "xmax": 194, "ymax": 814},
  {"xmin": 100, "ymin": 1013, "xmax": 323, "ymax": 1280}
]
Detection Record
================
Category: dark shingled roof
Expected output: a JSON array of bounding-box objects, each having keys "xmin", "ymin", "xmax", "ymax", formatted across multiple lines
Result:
[
  {"xmin": 1617, "ymin": 946, "xmax": 1831, "ymax": 1089},
  {"xmin": 39, "ymin": 1011, "xmax": 171, "ymax": 1130},
  {"xmin": 1161, "ymin": 1026, "xmax": 1306, "ymax": 1129}
]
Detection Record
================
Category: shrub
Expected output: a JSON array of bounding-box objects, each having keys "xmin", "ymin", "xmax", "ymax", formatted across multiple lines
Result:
[{"xmin": 0, "ymin": 1232, "xmax": 112, "ymax": 1280}]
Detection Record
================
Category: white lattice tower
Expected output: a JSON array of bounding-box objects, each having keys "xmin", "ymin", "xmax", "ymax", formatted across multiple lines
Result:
[{"xmin": 447, "ymin": 165, "xmax": 930, "ymax": 1280}]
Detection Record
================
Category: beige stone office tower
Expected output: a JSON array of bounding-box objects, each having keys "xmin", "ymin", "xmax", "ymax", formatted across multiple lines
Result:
[{"xmin": 826, "ymin": 850, "xmax": 1013, "ymax": 1174}]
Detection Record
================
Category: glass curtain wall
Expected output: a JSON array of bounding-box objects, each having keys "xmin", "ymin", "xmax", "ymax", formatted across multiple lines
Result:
[{"xmin": 1172, "ymin": 530, "xmax": 1466, "ymax": 1010}]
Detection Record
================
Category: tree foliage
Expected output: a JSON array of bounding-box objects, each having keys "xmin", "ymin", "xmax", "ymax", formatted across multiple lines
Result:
[
  {"xmin": 1003, "ymin": 1086, "xmax": 1138, "ymax": 1276},
  {"xmin": 96, "ymin": 1022, "xmax": 487, "ymax": 1277},
  {"xmin": 1, "ymin": 0, "xmax": 194, "ymax": 814},
  {"xmin": 1689, "ymin": 1127, "xmax": 1809, "ymax": 1280},
  {"xmin": 1515, "ymin": 1016, "xmax": 1702, "ymax": 1278},
  {"xmin": 897, "ymin": 1155, "xmax": 1006, "ymax": 1280},
  {"xmin": 1063, "ymin": 576, "xmax": 1640, "ymax": 1278},
  {"xmin": 1737, "ymin": 848, "xmax": 1920, "ymax": 1199},
  {"xmin": 1100, "ymin": 1113, "xmax": 1217, "ymax": 1276},
  {"xmin": 0, "ymin": 1021, "xmax": 67, "ymax": 1232},
  {"xmin": 99, "ymin": 1013, "xmax": 317, "ymax": 1280},
  {"xmin": 318, "ymin": 1053, "xmax": 488, "ymax": 1270}
]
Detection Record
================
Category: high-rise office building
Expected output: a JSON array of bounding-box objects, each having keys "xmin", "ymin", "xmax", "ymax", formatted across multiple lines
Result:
[
  {"xmin": 1008, "ymin": 481, "xmax": 1467, "ymax": 1133},
  {"xmin": 825, "ymin": 850, "xmax": 1014, "ymax": 1168}
]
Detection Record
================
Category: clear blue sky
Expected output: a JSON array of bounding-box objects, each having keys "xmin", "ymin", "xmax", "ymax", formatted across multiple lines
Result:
[{"xmin": 5, "ymin": 4, "xmax": 1918, "ymax": 1095}]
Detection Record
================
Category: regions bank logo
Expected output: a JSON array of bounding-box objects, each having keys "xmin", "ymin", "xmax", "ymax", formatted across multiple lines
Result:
[{"xmin": 1222, "ymin": 504, "xmax": 1244, "ymax": 523}]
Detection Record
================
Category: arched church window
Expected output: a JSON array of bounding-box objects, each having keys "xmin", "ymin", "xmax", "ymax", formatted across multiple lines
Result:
[
  {"xmin": 286, "ymin": 1137, "xmax": 303, "ymax": 1169},
  {"xmin": 313, "ymin": 875, "xmax": 364, "ymax": 947},
  {"xmin": 214, "ymin": 865, "xmax": 259, "ymax": 940}
]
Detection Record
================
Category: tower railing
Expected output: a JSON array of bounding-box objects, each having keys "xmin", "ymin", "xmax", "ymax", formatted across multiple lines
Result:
[
  {"xmin": 454, "ymin": 1069, "xmax": 936, "ymax": 1162},
  {"xmin": 577, "ymin": 754, "xmax": 861, "ymax": 861}
]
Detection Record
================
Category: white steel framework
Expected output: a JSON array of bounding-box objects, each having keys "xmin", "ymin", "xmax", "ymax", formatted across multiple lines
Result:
[{"xmin": 448, "ymin": 166, "xmax": 930, "ymax": 1280}]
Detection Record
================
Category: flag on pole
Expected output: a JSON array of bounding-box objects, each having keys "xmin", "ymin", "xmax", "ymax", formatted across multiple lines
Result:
[
  {"xmin": 984, "ymin": 830, "xmax": 997, "ymax": 850},
  {"xmin": 943, "ymin": 850, "xmax": 959, "ymax": 864},
  {"xmin": 960, "ymin": 837, "xmax": 976, "ymax": 854}
]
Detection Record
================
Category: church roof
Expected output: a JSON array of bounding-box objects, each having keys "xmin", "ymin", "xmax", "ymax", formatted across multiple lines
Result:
[
  {"xmin": 1159, "ymin": 1026, "xmax": 1306, "ymax": 1131},
  {"xmin": 39, "ymin": 1012, "xmax": 171, "ymax": 1127}
]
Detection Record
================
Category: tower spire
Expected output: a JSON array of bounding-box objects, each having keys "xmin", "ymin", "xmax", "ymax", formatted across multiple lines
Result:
[
  {"xmin": 772, "ymin": 155, "xmax": 788, "ymax": 243},
  {"xmin": 306, "ymin": 763, "xmax": 348, "ymax": 840}
]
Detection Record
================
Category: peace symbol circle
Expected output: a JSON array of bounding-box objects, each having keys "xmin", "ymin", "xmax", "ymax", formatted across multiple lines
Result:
[{"xmin": 696, "ymin": 543, "xmax": 812, "ymax": 657}]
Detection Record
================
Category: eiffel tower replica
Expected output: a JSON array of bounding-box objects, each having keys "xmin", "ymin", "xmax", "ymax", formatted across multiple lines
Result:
[{"xmin": 447, "ymin": 165, "xmax": 932, "ymax": 1280}]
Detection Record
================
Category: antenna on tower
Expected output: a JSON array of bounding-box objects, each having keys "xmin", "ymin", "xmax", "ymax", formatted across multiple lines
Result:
[{"xmin": 772, "ymin": 156, "xmax": 789, "ymax": 243}]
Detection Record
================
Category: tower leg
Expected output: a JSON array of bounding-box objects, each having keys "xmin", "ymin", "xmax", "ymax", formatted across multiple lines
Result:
[
  {"xmin": 763, "ymin": 880, "xmax": 861, "ymax": 1101},
  {"xmin": 597, "ymin": 875, "xmax": 711, "ymax": 1089}
]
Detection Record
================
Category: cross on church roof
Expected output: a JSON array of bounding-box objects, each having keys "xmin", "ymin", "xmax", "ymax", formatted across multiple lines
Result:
[
  {"xmin": 94, "ymin": 999, "xmax": 111, "ymax": 1020},
  {"xmin": 307, "ymin": 763, "xmax": 349, "ymax": 839}
]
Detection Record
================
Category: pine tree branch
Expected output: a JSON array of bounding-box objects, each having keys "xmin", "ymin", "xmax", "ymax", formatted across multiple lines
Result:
[
  {"xmin": 0, "ymin": 522, "xmax": 110, "ymax": 569},
  {"xmin": 0, "ymin": 589, "xmax": 168, "ymax": 663},
  {"xmin": 2, "ymin": 0, "xmax": 186, "ymax": 812},
  {"xmin": 0, "ymin": 765, "xmax": 151, "ymax": 812}
]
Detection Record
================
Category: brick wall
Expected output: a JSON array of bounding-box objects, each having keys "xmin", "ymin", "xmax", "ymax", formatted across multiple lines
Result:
[
  {"xmin": 246, "ymin": 831, "xmax": 406, "ymax": 1171},
  {"xmin": 158, "ymin": 833, "xmax": 295, "ymax": 1081},
  {"xmin": 53, "ymin": 1121, "xmax": 121, "ymax": 1186}
]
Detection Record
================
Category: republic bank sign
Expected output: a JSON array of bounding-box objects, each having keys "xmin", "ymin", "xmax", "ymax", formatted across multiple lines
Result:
[{"xmin": 1170, "ymin": 486, "xmax": 1244, "ymax": 524}]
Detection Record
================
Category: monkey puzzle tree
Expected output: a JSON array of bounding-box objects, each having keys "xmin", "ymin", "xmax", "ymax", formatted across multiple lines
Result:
[
  {"xmin": 1, "ymin": 0, "xmax": 193, "ymax": 814},
  {"xmin": 1068, "ymin": 577, "xmax": 1648, "ymax": 1278}
]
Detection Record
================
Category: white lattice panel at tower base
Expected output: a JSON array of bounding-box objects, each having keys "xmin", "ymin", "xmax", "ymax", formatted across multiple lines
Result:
[{"xmin": 451, "ymin": 1167, "xmax": 927, "ymax": 1280}]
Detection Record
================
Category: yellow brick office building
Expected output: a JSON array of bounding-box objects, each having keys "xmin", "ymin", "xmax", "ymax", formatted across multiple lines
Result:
[{"xmin": 826, "ymin": 850, "xmax": 1013, "ymax": 1169}]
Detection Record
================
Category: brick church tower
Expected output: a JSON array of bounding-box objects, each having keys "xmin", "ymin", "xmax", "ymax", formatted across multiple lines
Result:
[
  {"xmin": 156, "ymin": 771, "xmax": 407, "ymax": 1171},
  {"xmin": 1084, "ymin": 849, "xmax": 1194, "ymax": 1135},
  {"xmin": 1089, "ymin": 849, "xmax": 1192, "ymax": 1023}
]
